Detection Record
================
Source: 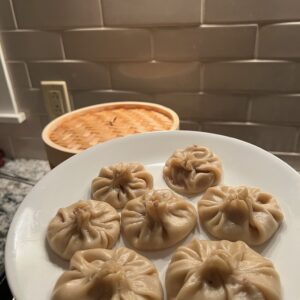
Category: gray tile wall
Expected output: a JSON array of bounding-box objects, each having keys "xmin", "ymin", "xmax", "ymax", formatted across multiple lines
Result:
[{"xmin": 0, "ymin": 0, "xmax": 299, "ymax": 170}]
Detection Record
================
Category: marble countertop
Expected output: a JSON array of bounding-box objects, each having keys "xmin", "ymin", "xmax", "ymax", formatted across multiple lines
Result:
[{"xmin": 0, "ymin": 159, "xmax": 50, "ymax": 272}]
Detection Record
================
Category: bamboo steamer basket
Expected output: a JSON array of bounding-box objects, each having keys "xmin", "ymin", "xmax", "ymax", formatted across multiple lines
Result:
[{"xmin": 42, "ymin": 101, "xmax": 179, "ymax": 168}]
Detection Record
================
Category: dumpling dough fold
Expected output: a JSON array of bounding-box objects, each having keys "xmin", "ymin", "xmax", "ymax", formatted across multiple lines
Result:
[
  {"xmin": 166, "ymin": 239, "xmax": 282, "ymax": 300},
  {"xmin": 198, "ymin": 186, "xmax": 284, "ymax": 245},
  {"xmin": 92, "ymin": 162, "xmax": 153, "ymax": 209},
  {"xmin": 121, "ymin": 189, "xmax": 197, "ymax": 250},
  {"xmin": 163, "ymin": 145, "xmax": 222, "ymax": 196},
  {"xmin": 47, "ymin": 200, "xmax": 120, "ymax": 260},
  {"xmin": 52, "ymin": 247, "xmax": 163, "ymax": 300}
]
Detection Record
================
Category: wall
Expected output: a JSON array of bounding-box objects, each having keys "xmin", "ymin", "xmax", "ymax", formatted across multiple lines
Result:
[{"xmin": 0, "ymin": 0, "xmax": 300, "ymax": 169}]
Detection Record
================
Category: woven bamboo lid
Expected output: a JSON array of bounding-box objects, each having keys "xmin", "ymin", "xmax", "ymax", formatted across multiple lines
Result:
[{"xmin": 42, "ymin": 102, "xmax": 179, "ymax": 167}]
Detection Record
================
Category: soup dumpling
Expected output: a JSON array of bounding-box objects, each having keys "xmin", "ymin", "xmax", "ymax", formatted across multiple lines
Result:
[
  {"xmin": 91, "ymin": 162, "xmax": 153, "ymax": 209},
  {"xmin": 47, "ymin": 200, "xmax": 120, "ymax": 260},
  {"xmin": 52, "ymin": 247, "xmax": 163, "ymax": 300},
  {"xmin": 198, "ymin": 186, "xmax": 284, "ymax": 245},
  {"xmin": 121, "ymin": 189, "xmax": 197, "ymax": 250},
  {"xmin": 166, "ymin": 239, "xmax": 282, "ymax": 300},
  {"xmin": 163, "ymin": 145, "xmax": 222, "ymax": 196}
]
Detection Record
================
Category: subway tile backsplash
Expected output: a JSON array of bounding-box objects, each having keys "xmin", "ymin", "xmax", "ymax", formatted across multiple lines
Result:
[
  {"xmin": 0, "ymin": 0, "xmax": 299, "ymax": 170},
  {"xmin": 101, "ymin": 0, "xmax": 201, "ymax": 27},
  {"xmin": 63, "ymin": 29, "xmax": 151, "ymax": 62},
  {"xmin": 12, "ymin": 0, "xmax": 103, "ymax": 29},
  {"xmin": 203, "ymin": 61, "xmax": 300, "ymax": 92},
  {"xmin": 1, "ymin": 31, "xmax": 63, "ymax": 60},
  {"xmin": 0, "ymin": 1, "xmax": 15, "ymax": 30},
  {"xmin": 0, "ymin": 115, "xmax": 44, "ymax": 138},
  {"xmin": 7, "ymin": 62, "xmax": 31, "ymax": 89},
  {"xmin": 155, "ymin": 93, "xmax": 249, "ymax": 121},
  {"xmin": 204, "ymin": 0, "xmax": 300, "ymax": 24},
  {"xmin": 250, "ymin": 95, "xmax": 300, "ymax": 125},
  {"xmin": 153, "ymin": 25, "xmax": 257, "ymax": 61},
  {"xmin": 15, "ymin": 89, "xmax": 47, "ymax": 116},
  {"xmin": 28, "ymin": 61, "xmax": 111, "ymax": 90},
  {"xmin": 73, "ymin": 90, "xmax": 155, "ymax": 108},
  {"xmin": 110, "ymin": 62, "xmax": 201, "ymax": 92},
  {"xmin": 258, "ymin": 23, "xmax": 300, "ymax": 59},
  {"xmin": 202, "ymin": 122, "xmax": 298, "ymax": 152}
]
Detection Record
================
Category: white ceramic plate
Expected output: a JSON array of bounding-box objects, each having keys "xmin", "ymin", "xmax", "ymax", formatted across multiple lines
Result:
[{"xmin": 5, "ymin": 131, "xmax": 300, "ymax": 300}]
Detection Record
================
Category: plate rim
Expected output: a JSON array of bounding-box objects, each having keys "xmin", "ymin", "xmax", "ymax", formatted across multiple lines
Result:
[{"xmin": 5, "ymin": 130, "xmax": 300, "ymax": 299}]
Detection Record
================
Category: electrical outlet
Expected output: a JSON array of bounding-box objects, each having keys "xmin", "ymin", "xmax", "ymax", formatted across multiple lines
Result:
[{"xmin": 41, "ymin": 81, "xmax": 72, "ymax": 120}]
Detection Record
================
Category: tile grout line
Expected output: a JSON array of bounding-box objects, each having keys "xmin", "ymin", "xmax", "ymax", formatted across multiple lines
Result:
[
  {"xmin": 246, "ymin": 97, "xmax": 253, "ymax": 122},
  {"xmin": 23, "ymin": 62, "xmax": 33, "ymax": 89},
  {"xmin": 200, "ymin": 64, "xmax": 204, "ymax": 90},
  {"xmin": 98, "ymin": 0, "xmax": 104, "ymax": 27},
  {"xmin": 59, "ymin": 35, "xmax": 66, "ymax": 60},
  {"xmin": 9, "ymin": 0, "xmax": 18, "ymax": 29},
  {"xmin": 200, "ymin": 0, "xmax": 205, "ymax": 24},
  {"xmin": 149, "ymin": 30, "xmax": 155, "ymax": 60},
  {"xmin": 198, "ymin": 122, "xmax": 202, "ymax": 131},
  {"xmin": 293, "ymin": 129, "xmax": 300, "ymax": 152},
  {"xmin": 254, "ymin": 24, "xmax": 260, "ymax": 58},
  {"xmin": 107, "ymin": 64, "xmax": 113, "ymax": 89}
]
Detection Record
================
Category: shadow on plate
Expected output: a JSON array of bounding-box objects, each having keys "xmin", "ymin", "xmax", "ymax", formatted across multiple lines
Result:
[
  {"xmin": 45, "ymin": 238, "xmax": 69, "ymax": 270},
  {"xmin": 121, "ymin": 225, "xmax": 201, "ymax": 261},
  {"xmin": 199, "ymin": 218, "xmax": 286, "ymax": 257},
  {"xmin": 253, "ymin": 221, "xmax": 286, "ymax": 256}
]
